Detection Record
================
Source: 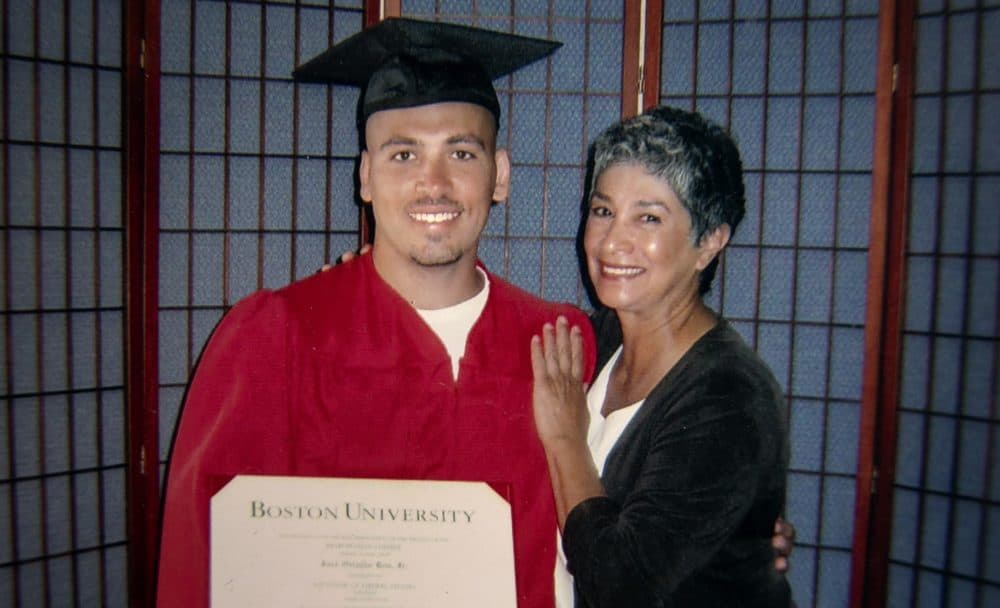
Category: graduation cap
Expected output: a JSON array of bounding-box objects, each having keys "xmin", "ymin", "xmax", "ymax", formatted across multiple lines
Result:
[{"xmin": 292, "ymin": 18, "xmax": 561, "ymax": 126}]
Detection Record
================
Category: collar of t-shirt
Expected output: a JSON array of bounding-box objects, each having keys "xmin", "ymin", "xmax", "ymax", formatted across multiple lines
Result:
[{"xmin": 414, "ymin": 268, "xmax": 490, "ymax": 380}]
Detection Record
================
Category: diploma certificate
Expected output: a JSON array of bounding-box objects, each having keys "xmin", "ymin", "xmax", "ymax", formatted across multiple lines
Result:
[{"xmin": 211, "ymin": 475, "xmax": 516, "ymax": 607}]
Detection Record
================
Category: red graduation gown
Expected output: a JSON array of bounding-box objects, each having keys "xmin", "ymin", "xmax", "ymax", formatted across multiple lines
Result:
[{"xmin": 156, "ymin": 254, "xmax": 596, "ymax": 607}]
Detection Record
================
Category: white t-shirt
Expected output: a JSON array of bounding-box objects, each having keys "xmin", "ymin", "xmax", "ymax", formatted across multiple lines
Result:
[
  {"xmin": 554, "ymin": 345, "xmax": 645, "ymax": 607},
  {"xmin": 414, "ymin": 268, "xmax": 489, "ymax": 380}
]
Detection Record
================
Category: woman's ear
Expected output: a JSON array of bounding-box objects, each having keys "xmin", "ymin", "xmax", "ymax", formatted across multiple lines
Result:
[{"xmin": 696, "ymin": 224, "xmax": 731, "ymax": 271}]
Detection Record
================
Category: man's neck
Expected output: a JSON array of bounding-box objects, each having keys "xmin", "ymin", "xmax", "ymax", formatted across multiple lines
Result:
[{"xmin": 372, "ymin": 251, "xmax": 485, "ymax": 310}]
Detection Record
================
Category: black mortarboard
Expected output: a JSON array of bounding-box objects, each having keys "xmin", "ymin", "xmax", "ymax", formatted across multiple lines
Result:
[{"xmin": 292, "ymin": 18, "xmax": 561, "ymax": 126}]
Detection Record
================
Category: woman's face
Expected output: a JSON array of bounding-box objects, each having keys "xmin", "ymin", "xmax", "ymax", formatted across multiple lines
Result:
[{"xmin": 583, "ymin": 163, "xmax": 713, "ymax": 316}]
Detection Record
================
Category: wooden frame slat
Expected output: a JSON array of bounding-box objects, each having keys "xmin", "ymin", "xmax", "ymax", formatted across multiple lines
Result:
[
  {"xmin": 124, "ymin": 1, "xmax": 161, "ymax": 606},
  {"xmin": 849, "ymin": 1, "xmax": 916, "ymax": 606}
]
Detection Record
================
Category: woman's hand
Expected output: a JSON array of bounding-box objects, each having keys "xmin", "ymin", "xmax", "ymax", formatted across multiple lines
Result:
[
  {"xmin": 531, "ymin": 316, "xmax": 605, "ymax": 526},
  {"xmin": 339, "ymin": 243, "xmax": 371, "ymax": 264},
  {"xmin": 319, "ymin": 243, "xmax": 372, "ymax": 272},
  {"xmin": 530, "ymin": 316, "xmax": 589, "ymax": 447},
  {"xmin": 772, "ymin": 517, "xmax": 796, "ymax": 572}
]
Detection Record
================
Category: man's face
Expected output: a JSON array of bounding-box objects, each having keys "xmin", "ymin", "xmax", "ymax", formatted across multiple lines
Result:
[{"xmin": 359, "ymin": 102, "xmax": 510, "ymax": 273}]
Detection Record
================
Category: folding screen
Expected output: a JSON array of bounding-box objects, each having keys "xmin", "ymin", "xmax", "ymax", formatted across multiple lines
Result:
[
  {"xmin": 657, "ymin": 3, "xmax": 879, "ymax": 604},
  {"xmin": 888, "ymin": 2, "xmax": 1000, "ymax": 605},
  {"xmin": 1, "ymin": 0, "xmax": 995, "ymax": 606},
  {"xmin": 0, "ymin": 1, "xmax": 128, "ymax": 606}
]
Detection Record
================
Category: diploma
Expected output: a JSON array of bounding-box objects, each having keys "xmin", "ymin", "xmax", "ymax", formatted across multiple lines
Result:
[{"xmin": 211, "ymin": 475, "xmax": 516, "ymax": 607}]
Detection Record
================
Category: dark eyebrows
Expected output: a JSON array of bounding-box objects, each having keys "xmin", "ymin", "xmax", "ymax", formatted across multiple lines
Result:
[
  {"xmin": 376, "ymin": 136, "xmax": 417, "ymax": 151},
  {"xmin": 590, "ymin": 189, "xmax": 611, "ymax": 203},
  {"xmin": 375, "ymin": 133, "xmax": 488, "ymax": 151},
  {"xmin": 446, "ymin": 134, "xmax": 487, "ymax": 150}
]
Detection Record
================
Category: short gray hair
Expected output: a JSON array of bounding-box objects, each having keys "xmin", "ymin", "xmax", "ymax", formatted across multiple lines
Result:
[{"xmin": 589, "ymin": 106, "xmax": 746, "ymax": 294}]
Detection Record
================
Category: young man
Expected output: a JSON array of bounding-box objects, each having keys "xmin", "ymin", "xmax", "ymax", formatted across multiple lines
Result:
[{"xmin": 156, "ymin": 19, "xmax": 596, "ymax": 608}]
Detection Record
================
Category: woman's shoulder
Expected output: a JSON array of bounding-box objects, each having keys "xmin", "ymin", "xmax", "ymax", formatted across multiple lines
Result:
[
  {"xmin": 693, "ymin": 321, "xmax": 780, "ymax": 387},
  {"xmin": 643, "ymin": 320, "xmax": 785, "ymax": 425}
]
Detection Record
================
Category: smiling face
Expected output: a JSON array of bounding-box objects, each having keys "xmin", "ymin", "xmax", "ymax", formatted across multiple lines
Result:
[
  {"xmin": 359, "ymin": 102, "xmax": 510, "ymax": 279},
  {"xmin": 584, "ymin": 163, "xmax": 725, "ymax": 317}
]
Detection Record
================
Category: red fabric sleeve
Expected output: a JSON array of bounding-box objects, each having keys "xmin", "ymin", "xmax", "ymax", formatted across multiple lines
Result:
[{"xmin": 156, "ymin": 291, "xmax": 292, "ymax": 607}]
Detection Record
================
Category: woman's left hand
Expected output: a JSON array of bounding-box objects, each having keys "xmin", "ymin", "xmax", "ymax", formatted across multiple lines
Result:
[{"xmin": 530, "ymin": 316, "xmax": 590, "ymax": 447}]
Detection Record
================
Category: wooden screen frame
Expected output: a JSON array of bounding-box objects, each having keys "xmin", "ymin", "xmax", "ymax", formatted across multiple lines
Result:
[
  {"xmin": 124, "ymin": 1, "xmax": 161, "ymax": 607},
  {"xmin": 849, "ymin": 1, "xmax": 916, "ymax": 605}
]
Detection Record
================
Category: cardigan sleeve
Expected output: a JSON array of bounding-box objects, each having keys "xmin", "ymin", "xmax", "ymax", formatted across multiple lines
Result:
[{"xmin": 561, "ymin": 365, "xmax": 770, "ymax": 607}]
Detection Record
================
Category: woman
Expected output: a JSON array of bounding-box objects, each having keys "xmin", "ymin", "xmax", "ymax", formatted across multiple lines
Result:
[{"xmin": 532, "ymin": 106, "xmax": 791, "ymax": 607}]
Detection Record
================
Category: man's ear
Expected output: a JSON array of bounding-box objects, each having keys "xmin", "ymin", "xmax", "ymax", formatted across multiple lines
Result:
[
  {"xmin": 492, "ymin": 148, "xmax": 511, "ymax": 204},
  {"xmin": 358, "ymin": 150, "xmax": 373, "ymax": 203},
  {"xmin": 696, "ymin": 224, "xmax": 731, "ymax": 271}
]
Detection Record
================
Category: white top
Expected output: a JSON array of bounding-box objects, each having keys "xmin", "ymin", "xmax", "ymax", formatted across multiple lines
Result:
[
  {"xmin": 554, "ymin": 345, "xmax": 645, "ymax": 607},
  {"xmin": 415, "ymin": 268, "xmax": 490, "ymax": 380}
]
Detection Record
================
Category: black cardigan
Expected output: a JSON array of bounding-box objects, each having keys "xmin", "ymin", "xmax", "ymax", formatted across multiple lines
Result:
[{"xmin": 562, "ymin": 308, "xmax": 792, "ymax": 607}]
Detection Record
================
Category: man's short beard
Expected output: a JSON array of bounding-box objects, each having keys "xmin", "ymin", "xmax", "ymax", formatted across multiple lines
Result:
[{"xmin": 410, "ymin": 249, "xmax": 464, "ymax": 267}]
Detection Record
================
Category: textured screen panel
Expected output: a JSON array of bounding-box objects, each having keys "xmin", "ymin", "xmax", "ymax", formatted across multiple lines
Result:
[
  {"xmin": 0, "ymin": 1, "xmax": 127, "ymax": 606},
  {"xmin": 400, "ymin": 0, "xmax": 623, "ymax": 306},
  {"xmin": 659, "ymin": 2, "xmax": 879, "ymax": 605},
  {"xmin": 889, "ymin": 4, "xmax": 1000, "ymax": 606},
  {"xmin": 157, "ymin": 0, "xmax": 364, "ymax": 467}
]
